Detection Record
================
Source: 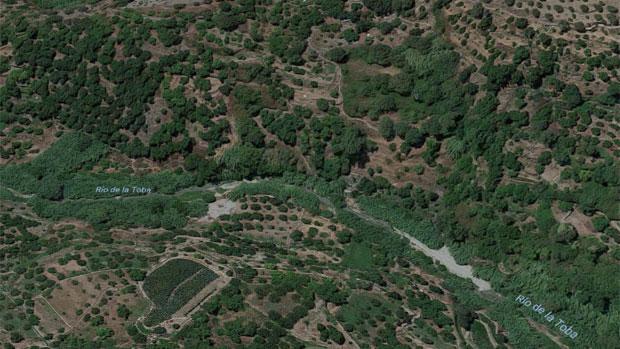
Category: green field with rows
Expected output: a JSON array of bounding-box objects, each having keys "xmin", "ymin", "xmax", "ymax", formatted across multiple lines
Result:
[{"xmin": 143, "ymin": 259, "xmax": 218, "ymax": 326}]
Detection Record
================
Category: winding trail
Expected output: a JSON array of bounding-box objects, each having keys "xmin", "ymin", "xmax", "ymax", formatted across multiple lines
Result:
[{"xmin": 307, "ymin": 33, "xmax": 345, "ymax": 107}]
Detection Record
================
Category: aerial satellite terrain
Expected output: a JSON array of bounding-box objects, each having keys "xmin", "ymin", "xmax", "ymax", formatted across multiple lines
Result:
[{"xmin": 0, "ymin": 0, "xmax": 619, "ymax": 348}]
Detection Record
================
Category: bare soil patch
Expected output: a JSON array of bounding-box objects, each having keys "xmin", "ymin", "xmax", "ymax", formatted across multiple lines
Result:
[
  {"xmin": 552, "ymin": 204, "xmax": 597, "ymax": 238},
  {"xmin": 46, "ymin": 271, "xmax": 126, "ymax": 329},
  {"xmin": 198, "ymin": 197, "xmax": 238, "ymax": 222}
]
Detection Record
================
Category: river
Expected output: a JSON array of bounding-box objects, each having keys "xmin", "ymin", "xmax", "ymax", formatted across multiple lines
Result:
[{"xmin": 345, "ymin": 205, "xmax": 493, "ymax": 292}]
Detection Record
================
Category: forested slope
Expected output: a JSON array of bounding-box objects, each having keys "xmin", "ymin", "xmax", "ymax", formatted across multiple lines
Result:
[{"xmin": 0, "ymin": 0, "xmax": 619, "ymax": 348}]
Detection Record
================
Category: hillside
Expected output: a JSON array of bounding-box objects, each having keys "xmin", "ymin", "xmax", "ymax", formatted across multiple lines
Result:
[{"xmin": 0, "ymin": 0, "xmax": 619, "ymax": 348}]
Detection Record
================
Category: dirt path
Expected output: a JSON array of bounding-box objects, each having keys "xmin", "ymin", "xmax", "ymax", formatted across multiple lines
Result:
[
  {"xmin": 478, "ymin": 318, "xmax": 499, "ymax": 348},
  {"xmin": 253, "ymin": 116, "xmax": 314, "ymax": 174},
  {"xmin": 527, "ymin": 319, "xmax": 569, "ymax": 349},
  {"xmin": 551, "ymin": 205, "xmax": 596, "ymax": 238},
  {"xmin": 35, "ymin": 296, "xmax": 73, "ymax": 330},
  {"xmin": 332, "ymin": 317, "xmax": 360, "ymax": 349},
  {"xmin": 307, "ymin": 35, "xmax": 345, "ymax": 108},
  {"xmin": 290, "ymin": 298, "xmax": 360, "ymax": 349},
  {"xmin": 31, "ymin": 326, "xmax": 50, "ymax": 347},
  {"xmin": 3, "ymin": 187, "xmax": 34, "ymax": 199}
]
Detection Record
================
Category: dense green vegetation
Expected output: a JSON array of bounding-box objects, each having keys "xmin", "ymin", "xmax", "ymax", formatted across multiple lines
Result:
[
  {"xmin": 345, "ymin": 62, "xmax": 620, "ymax": 349},
  {"xmin": 357, "ymin": 194, "xmax": 442, "ymax": 248},
  {"xmin": 31, "ymin": 193, "xmax": 210, "ymax": 230},
  {"xmin": 0, "ymin": 132, "xmax": 216, "ymax": 230},
  {"xmin": 228, "ymin": 180, "xmax": 323, "ymax": 215},
  {"xmin": 1, "ymin": 0, "xmax": 620, "ymax": 347},
  {"xmin": 343, "ymin": 37, "xmax": 472, "ymax": 135},
  {"xmin": 0, "ymin": 133, "xmax": 108, "ymax": 200},
  {"xmin": 143, "ymin": 259, "xmax": 217, "ymax": 326},
  {"xmin": 34, "ymin": 0, "xmax": 100, "ymax": 10},
  {"xmin": 0, "ymin": 132, "xmax": 201, "ymax": 200}
]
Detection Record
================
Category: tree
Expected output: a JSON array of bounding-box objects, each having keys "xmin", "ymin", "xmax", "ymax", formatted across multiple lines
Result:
[
  {"xmin": 326, "ymin": 47, "xmax": 348, "ymax": 63},
  {"xmin": 445, "ymin": 138, "xmax": 465, "ymax": 160},
  {"xmin": 538, "ymin": 50, "xmax": 558, "ymax": 76},
  {"xmin": 592, "ymin": 216, "xmax": 609, "ymax": 232},
  {"xmin": 233, "ymin": 86, "xmax": 263, "ymax": 117},
  {"xmin": 122, "ymin": 138, "xmax": 149, "ymax": 158},
  {"xmin": 291, "ymin": 230, "xmax": 303, "ymax": 241},
  {"xmin": 480, "ymin": 63, "xmax": 517, "ymax": 92},
  {"xmin": 214, "ymin": 12, "xmax": 245, "ymax": 31},
  {"xmin": 553, "ymin": 223, "xmax": 578, "ymax": 243},
  {"xmin": 574, "ymin": 21, "xmax": 586, "ymax": 33},
  {"xmin": 38, "ymin": 176, "xmax": 64, "ymax": 201},
  {"xmin": 219, "ymin": 145, "xmax": 263, "ymax": 180},
  {"xmin": 129, "ymin": 269, "xmax": 146, "ymax": 281},
  {"xmin": 236, "ymin": 116, "xmax": 265, "ymax": 147},
  {"xmin": 469, "ymin": 3, "xmax": 485, "ymax": 19},
  {"xmin": 404, "ymin": 127, "xmax": 425, "ymax": 149},
  {"xmin": 515, "ymin": 17, "xmax": 529, "ymax": 29},
  {"xmin": 562, "ymin": 84, "xmax": 583, "ymax": 109},
  {"xmin": 379, "ymin": 116, "xmax": 395, "ymax": 141},
  {"xmin": 95, "ymin": 327, "xmax": 114, "ymax": 339},
  {"xmin": 318, "ymin": 0, "xmax": 346, "ymax": 17},
  {"xmin": 365, "ymin": 44, "xmax": 392, "ymax": 66},
  {"xmin": 513, "ymin": 46, "xmax": 530, "ymax": 64},
  {"xmin": 117, "ymin": 304, "xmax": 132, "ymax": 320},
  {"xmin": 336, "ymin": 230, "xmax": 352, "ymax": 243},
  {"xmin": 317, "ymin": 98, "xmax": 330, "ymax": 112},
  {"xmin": 265, "ymin": 113, "xmax": 305, "ymax": 146},
  {"xmin": 455, "ymin": 304, "xmax": 477, "ymax": 331},
  {"xmin": 342, "ymin": 29, "xmax": 359, "ymax": 43},
  {"xmin": 314, "ymin": 279, "xmax": 348, "ymax": 305},
  {"xmin": 328, "ymin": 326, "xmax": 345, "ymax": 345},
  {"xmin": 9, "ymin": 332, "xmax": 23, "ymax": 343},
  {"xmin": 363, "ymin": 0, "xmax": 394, "ymax": 15},
  {"xmin": 599, "ymin": 82, "xmax": 620, "ymax": 105}
]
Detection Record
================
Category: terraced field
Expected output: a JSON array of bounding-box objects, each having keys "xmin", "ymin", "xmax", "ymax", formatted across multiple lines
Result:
[{"xmin": 142, "ymin": 258, "xmax": 218, "ymax": 326}]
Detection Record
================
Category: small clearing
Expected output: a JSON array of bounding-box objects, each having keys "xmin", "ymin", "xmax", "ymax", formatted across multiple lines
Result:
[{"xmin": 198, "ymin": 197, "xmax": 237, "ymax": 222}]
